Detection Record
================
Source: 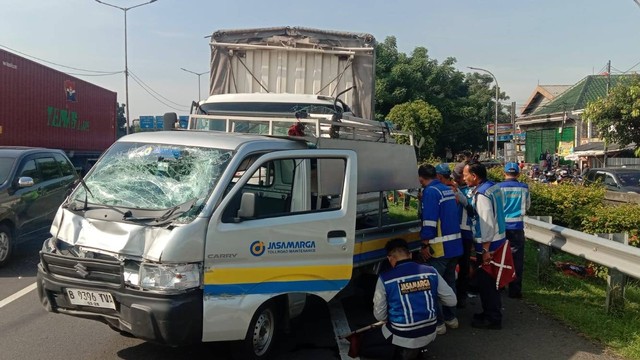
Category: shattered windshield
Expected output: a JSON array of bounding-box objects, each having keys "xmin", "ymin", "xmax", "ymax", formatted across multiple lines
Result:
[{"xmin": 72, "ymin": 142, "xmax": 232, "ymax": 217}]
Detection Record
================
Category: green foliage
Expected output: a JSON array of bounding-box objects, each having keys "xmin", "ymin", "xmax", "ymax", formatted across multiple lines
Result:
[
  {"xmin": 528, "ymin": 183, "xmax": 605, "ymax": 229},
  {"xmin": 583, "ymin": 75, "xmax": 640, "ymax": 152},
  {"xmin": 375, "ymin": 36, "xmax": 510, "ymax": 156},
  {"xmin": 116, "ymin": 103, "xmax": 127, "ymax": 138},
  {"xmin": 582, "ymin": 205, "xmax": 640, "ymax": 247},
  {"xmin": 387, "ymin": 100, "xmax": 442, "ymax": 160},
  {"xmin": 486, "ymin": 167, "xmax": 504, "ymax": 182}
]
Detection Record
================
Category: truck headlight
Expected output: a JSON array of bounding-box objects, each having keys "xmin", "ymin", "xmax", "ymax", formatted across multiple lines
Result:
[{"xmin": 139, "ymin": 263, "xmax": 202, "ymax": 292}]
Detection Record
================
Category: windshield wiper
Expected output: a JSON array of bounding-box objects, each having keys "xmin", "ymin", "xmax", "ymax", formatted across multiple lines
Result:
[
  {"xmin": 64, "ymin": 177, "xmax": 96, "ymax": 211},
  {"xmin": 121, "ymin": 198, "xmax": 197, "ymax": 224}
]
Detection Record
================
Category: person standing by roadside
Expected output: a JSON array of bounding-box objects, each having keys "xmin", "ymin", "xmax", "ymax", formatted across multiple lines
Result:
[
  {"xmin": 451, "ymin": 162, "xmax": 474, "ymax": 308},
  {"xmin": 463, "ymin": 162, "xmax": 507, "ymax": 330},
  {"xmin": 418, "ymin": 165, "xmax": 463, "ymax": 335},
  {"xmin": 498, "ymin": 162, "xmax": 530, "ymax": 299},
  {"xmin": 373, "ymin": 239, "xmax": 457, "ymax": 360}
]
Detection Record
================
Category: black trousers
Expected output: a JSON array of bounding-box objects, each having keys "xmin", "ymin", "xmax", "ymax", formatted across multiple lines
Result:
[
  {"xmin": 456, "ymin": 235, "xmax": 473, "ymax": 300},
  {"xmin": 506, "ymin": 229, "xmax": 525, "ymax": 297},
  {"xmin": 475, "ymin": 257, "xmax": 502, "ymax": 324},
  {"xmin": 393, "ymin": 347, "xmax": 421, "ymax": 360}
]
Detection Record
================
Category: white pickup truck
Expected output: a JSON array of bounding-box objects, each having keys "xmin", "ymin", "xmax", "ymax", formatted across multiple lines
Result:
[{"xmin": 37, "ymin": 26, "xmax": 422, "ymax": 360}]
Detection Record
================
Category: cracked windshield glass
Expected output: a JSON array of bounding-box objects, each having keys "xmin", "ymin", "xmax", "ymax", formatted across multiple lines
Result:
[{"xmin": 73, "ymin": 142, "xmax": 232, "ymax": 219}]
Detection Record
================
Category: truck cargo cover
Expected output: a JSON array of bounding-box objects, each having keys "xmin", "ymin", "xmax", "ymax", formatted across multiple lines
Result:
[{"xmin": 209, "ymin": 26, "xmax": 376, "ymax": 120}]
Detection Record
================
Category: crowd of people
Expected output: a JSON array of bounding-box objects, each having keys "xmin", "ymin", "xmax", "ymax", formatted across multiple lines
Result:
[{"xmin": 372, "ymin": 155, "xmax": 531, "ymax": 359}]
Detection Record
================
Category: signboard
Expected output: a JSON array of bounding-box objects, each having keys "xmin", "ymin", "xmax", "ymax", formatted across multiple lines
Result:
[
  {"xmin": 179, "ymin": 116, "xmax": 189, "ymax": 129},
  {"xmin": 139, "ymin": 116, "xmax": 154, "ymax": 129},
  {"xmin": 155, "ymin": 116, "xmax": 165, "ymax": 129},
  {"xmin": 558, "ymin": 141, "xmax": 573, "ymax": 157},
  {"xmin": 487, "ymin": 123, "xmax": 514, "ymax": 135}
]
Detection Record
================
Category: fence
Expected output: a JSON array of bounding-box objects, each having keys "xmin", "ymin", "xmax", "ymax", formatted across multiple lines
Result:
[
  {"xmin": 524, "ymin": 216, "xmax": 640, "ymax": 313},
  {"xmin": 604, "ymin": 190, "xmax": 640, "ymax": 205}
]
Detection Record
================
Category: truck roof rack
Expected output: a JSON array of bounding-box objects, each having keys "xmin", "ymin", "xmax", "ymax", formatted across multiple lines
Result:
[{"xmin": 187, "ymin": 112, "xmax": 414, "ymax": 145}]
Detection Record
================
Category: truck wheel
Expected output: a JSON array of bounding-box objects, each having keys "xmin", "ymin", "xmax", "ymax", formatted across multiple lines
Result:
[
  {"xmin": 232, "ymin": 303, "xmax": 278, "ymax": 360},
  {"xmin": 0, "ymin": 225, "xmax": 13, "ymax": 267}
]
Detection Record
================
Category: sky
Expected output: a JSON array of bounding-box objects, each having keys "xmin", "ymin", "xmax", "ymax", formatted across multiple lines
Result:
[{"xmin": 2, "ymin": 0, "xmax": 640, "ymax": 120}]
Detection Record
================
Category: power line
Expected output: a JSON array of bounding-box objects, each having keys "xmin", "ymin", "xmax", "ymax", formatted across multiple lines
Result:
[
  {"xmin": 128, "ymin": 70, "xmax": 188, "ymax": 108},
  {"xmin": 128, "ymin": 73, "xmax": 188, "ymax": 112},
  {"xmin": 65, "ymin": 71, "xmax": 123, "ymax": 77},
  {"xmin": 0, "ymin": 43, "xmax": 120, "ymax": 74}
]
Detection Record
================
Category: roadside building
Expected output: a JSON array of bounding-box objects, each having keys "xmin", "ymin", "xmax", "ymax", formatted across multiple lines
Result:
[{"xmin": 517, "ymin": 75, "xmax": 638, "ymax": 166}]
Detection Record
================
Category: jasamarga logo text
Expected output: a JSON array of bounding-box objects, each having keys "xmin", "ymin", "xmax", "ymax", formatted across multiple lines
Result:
[{"xmin": 267, "ymin": 241, "xmax": 316, "ymax": 254}]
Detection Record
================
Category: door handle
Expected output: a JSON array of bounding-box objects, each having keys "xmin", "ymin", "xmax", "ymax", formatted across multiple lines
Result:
[{"xmin": 327, "ymin": 230, "xmax": 347, "ymax": 245}]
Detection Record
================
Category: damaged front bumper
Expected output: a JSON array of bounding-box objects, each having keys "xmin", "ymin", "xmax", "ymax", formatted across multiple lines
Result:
[{"xmin": 36, "ymin": 251, "xmax": 203, "ymax": 346}]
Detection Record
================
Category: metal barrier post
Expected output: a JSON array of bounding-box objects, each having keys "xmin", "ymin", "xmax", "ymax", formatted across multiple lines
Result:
[
  {"xmin": 531, "ymin": 216, "xmax": 553, "ymax": 283},
  {"xmin": 599, "ymin": 233, "xmax": 629, "ymax": 314}
]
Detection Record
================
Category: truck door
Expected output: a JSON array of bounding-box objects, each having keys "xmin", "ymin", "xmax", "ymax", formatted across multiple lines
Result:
[{"xmin": 202, "ymin": 149, "xmax": 357, "ymax": 342}]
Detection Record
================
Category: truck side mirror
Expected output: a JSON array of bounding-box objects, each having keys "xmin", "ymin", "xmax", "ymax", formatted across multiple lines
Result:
[
  {"xmin": 18, "ymin": 177, "xmax": 34, "ymax": 188},
  {"xmin": 237, "ymin": 192, "xmax": 256, "ymax": 220}
]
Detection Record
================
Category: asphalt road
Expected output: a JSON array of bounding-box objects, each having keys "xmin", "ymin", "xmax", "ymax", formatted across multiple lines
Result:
[{"xmin": 0, "ymin": 238, "xmax": 625, "ymax": 360}]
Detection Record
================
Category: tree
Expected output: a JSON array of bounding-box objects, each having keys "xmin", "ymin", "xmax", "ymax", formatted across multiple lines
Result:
[
  {"xmin": 387, "ymin": 100, "xmax": 443, "ymax": 160},
  {"xmin": 116, "ymin": 103, "xmax": 127, "ymax": 138},
  {"xmin": 583, "ymin": 75, "xmax": 640, "ymax": 155},
  {"xmin": 374, "ymin": 36, "xmax": 510, "ymax": 157}
]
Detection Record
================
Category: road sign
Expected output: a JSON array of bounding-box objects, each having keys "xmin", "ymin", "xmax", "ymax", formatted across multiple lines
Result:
[
  {"xmin": 139, "ymin": 116, "xmax": 154, "ymax": 129},
  {"xmin": 179, "ymin": 116, "xmax": 188, "ymax": 129},
  {"xmin": 155, "ymin": 116, "xmax": 164, "ymax": 129}
]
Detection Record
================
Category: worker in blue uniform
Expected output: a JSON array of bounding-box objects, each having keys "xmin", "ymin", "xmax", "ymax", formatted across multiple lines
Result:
[
  {"xmin": 498, "ymin": 162, "xmax": 530, "ymax": 299},
  {"xmin": 418, "ymin": 164, "xmax": 463, "ymax": 334},
  {"xmin": 452, "ymin": 161, "xmax": 474, "ymax": 308},
  {"xmin": 463, "ymin": 161, "xmax": 507, "ymax": 329},
  {"xmin": 373, "ymin": 238, "xmax": 456, "ymax": 360}
]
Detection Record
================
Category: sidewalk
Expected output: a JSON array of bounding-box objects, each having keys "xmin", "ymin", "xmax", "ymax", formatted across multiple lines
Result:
[{"xmin": 342, "ymin": 287, "xmax": 622, "ymax": 360}]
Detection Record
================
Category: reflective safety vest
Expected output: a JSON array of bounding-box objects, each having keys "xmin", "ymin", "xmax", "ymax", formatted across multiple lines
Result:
[
  {"xmin": 471, "ymin": 181, "xmax": 506, "ymax": 253},
  {"xmin": 458, "ymin": 185, "xmax": 473, "ymax": 239},
  {"xmin": 380, "ymin": 260, "xmax": 439, "ymax": 339},
  {"xmin": 498, "ymin": 179, "xmax": 530, "ymax": 230},
  {"xmin": 421, "ymin": 180, "xmax": 463, "ymax": 258}
]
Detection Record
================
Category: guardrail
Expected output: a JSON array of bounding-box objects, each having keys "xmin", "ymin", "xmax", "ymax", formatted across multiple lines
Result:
[
  {"xmin": 524, "ymin": 216, "xmax": 640, "ymax": 313},
  {"xmin": 604, "ymin": 190, "xmax": 640, "ymax": 205}
]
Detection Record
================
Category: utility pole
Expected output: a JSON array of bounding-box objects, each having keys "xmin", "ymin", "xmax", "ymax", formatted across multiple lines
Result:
[
  {"xmin": 604, "ymin": 60, "xmax": 611, "ymax": 168},
  {"xmin": 95, "ymin": 0, "xmax": 158, "ymax": 135},
  {"xmin": 511, "ymin": 101, "xmax": 517, "ymax": 162},
  {"xmin": 181, "ymin": 68, "xmax": 208, "ymax": 101},
  {"xmin": 469, "ymin": 67, "xmax": 499, "ymax": 159}
]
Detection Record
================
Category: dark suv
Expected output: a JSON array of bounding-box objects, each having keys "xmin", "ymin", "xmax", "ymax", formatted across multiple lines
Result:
[
  {"xmin": 583, "ymin": 168, "xmax": 640, "ymax": 193},
  {"xmin": 0, "ymin": 147, "xmax": 79, "ymax": 265}
]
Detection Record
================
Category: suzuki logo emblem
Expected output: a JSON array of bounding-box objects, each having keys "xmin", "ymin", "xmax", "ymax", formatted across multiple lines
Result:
[{"xmin": 74, "ymin": 263, "xmax": 89, "ymax": 278}]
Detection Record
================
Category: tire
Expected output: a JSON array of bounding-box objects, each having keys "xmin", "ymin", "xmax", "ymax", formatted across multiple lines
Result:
[
  {"xmin": 0, "ymin": 225, "xmax": 13, "ymax": 267},
  {"xmin": 232, "ymin": 303, "xmax": 279, "ymax": 360}
]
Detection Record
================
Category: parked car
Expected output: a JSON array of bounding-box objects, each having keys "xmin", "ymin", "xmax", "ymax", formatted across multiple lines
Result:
[
  {"xmin": 583, "ymin": 168, "xmax": 640, "ymax": 193},
  {"xmin": 0, "ymin": 147, "xmax": 79, "ymax": 266}
]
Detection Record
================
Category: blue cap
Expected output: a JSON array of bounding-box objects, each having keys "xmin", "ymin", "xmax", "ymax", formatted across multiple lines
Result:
[
  {"xmin": 504, "ymin": 162, "xmax": 520, "ymax": 174},
  {"xmin": 435, "ymin": 163, "xmax": 451, "ymax": 176}
]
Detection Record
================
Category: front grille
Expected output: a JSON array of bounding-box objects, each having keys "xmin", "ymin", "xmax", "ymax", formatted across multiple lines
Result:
[{"xmin": 41, "ymin": 252, "xmax": 123, "ymax": 286}]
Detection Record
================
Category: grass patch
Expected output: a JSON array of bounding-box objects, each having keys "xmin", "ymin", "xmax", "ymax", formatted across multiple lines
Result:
[
  {"xmin": 387, "ymin": 197, "xmax": 419, "ymax": 223},
  {"xmin": 523, "ymin": 241, "xmax": 640, "ymax": 359}
]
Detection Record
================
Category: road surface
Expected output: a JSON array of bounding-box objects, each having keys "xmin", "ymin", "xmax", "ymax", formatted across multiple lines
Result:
[{"xmin": 0, "ymin": 238, "xmax": 623, "ymax": 360}]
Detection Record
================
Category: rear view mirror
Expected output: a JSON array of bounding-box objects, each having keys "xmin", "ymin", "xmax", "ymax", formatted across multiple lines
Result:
[
  {"xmin": 237, "ymin": 193, "xmax": 256, "ymax": 220},
  {"xmin": 18, "ymin": 177, "xmax": 34, "ymax": 188}
]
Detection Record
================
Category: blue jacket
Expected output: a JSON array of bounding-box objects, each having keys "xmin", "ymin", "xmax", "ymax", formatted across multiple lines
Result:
[
  {"xmin": 471, "ymin": 181, "xmax": 507, "ymax": 253},
  {"xmin": 421, "ymin": 180, "xmax": 463, "ymax": 258},
  {"xmin": 498, "ymin": 179, "xmax": 530, "ymax": 230},
  {"xmin": 373, "ymin": 260, "xmax": 456, "ymax": 348},
  {"xmin": 458, "ymin": 185, "xmax": 474, "ymax": 240}
]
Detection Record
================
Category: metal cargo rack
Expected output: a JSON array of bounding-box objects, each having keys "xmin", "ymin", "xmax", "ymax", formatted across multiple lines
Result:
[{"xmin": 187, "ymin": 112, "xmax": 414, "ymax": 145}]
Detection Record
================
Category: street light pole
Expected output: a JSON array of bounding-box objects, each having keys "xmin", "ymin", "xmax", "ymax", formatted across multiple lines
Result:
[
  {"xmin": 469, "ymin": 66, "xmax": 500, "ymax": 159},
  {"xmin": 95, "ymin": 0, "xmax": 158, "ymax": 135},
  {"xmin": 180, "ymin": 68, "xmax": 208, "ymax": 101}
]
